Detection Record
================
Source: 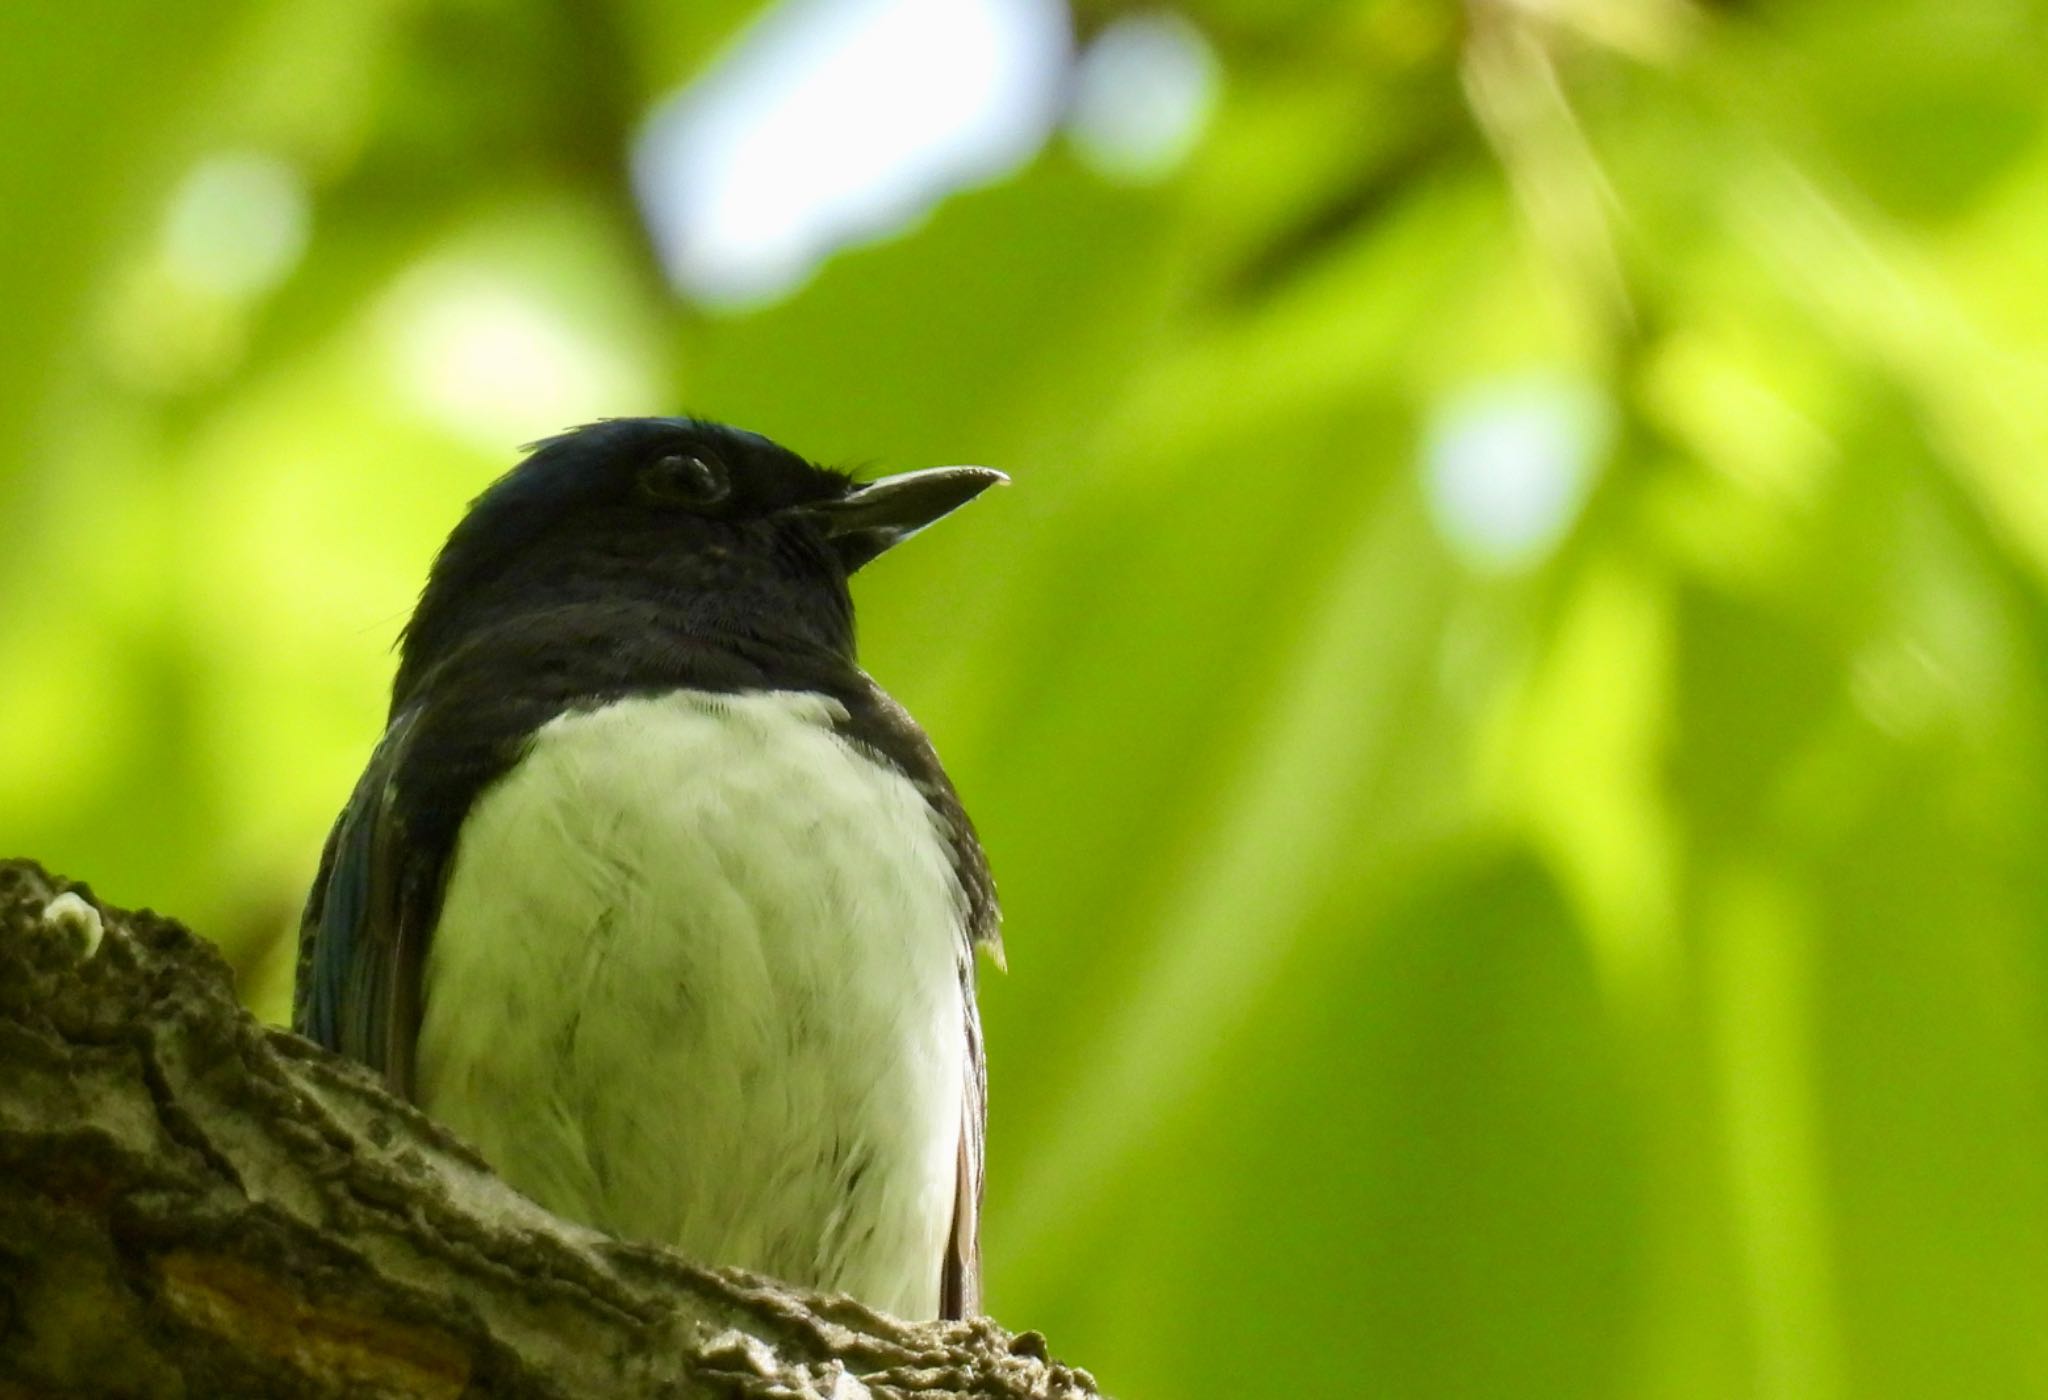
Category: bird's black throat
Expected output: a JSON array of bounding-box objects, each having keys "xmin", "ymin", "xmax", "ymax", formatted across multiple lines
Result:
[{"xmin": 395, "ymin": 506, "xmax": 857, "ymax": 718}]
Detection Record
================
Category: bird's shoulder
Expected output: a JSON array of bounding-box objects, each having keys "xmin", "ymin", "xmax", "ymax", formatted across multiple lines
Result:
[{"xmin": 823, "ymin": 679, "xmax": 999, "ymax": 955}]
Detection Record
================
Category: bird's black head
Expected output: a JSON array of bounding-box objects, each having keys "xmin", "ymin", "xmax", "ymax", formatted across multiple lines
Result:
[{"xmin": 391, "ymin": 417, "xmax": 1002, "ymax": 709}]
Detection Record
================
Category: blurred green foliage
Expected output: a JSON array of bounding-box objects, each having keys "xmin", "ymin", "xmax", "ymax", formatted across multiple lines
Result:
[{"xmin": 5, "ymin": 1, "xmax": 2048, "ymax": 1396}]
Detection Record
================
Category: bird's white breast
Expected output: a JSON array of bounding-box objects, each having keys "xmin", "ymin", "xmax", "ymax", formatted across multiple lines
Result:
[{"xmin": 414, "ymin": 689, "xmax": 968, "ymax": 1319}]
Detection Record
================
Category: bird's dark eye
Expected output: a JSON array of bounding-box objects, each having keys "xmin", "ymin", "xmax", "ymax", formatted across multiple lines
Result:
[{"xmin": 638, "ymin": 453, "xmax": 730, "ymax": 509}]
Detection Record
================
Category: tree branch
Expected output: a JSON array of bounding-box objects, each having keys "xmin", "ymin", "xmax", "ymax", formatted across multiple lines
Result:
[{"xmin": 0, "ymin": 859, "xmax": 1098, "ymax": 1399}]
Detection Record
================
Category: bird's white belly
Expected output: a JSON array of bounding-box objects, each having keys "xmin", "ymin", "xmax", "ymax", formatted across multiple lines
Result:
[{"xmin": 415, "ymin": 689, "xmax": 968, "ymax": 1319}]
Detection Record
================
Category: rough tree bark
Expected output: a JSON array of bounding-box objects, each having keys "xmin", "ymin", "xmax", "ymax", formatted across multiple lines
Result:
[{"xmin": 0, "ymin": 859, "xmax": 1101, "ymax": 1399}]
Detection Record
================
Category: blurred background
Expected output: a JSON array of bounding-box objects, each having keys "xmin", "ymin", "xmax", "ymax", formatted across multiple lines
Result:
[{"xmin": 5, "ymin": 0, "xmax": 2048, "ymax": 1394}]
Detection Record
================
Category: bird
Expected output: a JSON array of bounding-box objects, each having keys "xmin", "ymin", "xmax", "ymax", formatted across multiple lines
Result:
[{"xmin": 293, "ymin": 417, "xmax": 1004, "ymax": 1320}]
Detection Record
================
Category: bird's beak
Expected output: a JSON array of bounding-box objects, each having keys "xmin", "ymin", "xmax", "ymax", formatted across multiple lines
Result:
[{"xmin": 801, "ymin": 466, "xmax": 1008, "ymax": 573}]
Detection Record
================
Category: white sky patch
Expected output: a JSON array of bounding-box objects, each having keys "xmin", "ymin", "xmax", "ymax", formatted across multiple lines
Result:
[
  {"xmin": 160, "ymin": 152, "xmax": 311, "ymax": 299},
  {"xmin": 1422, "ymin": 372, "xmax": 1611, "ymax": 572},
  {"xmin": 1066, "ymin": 11, "xmax": 1219, "ymax": 183},
  {"xmin": 381, "ymin": 263, "xmax": 660, "ymax": 448},
  {"xmin": 632, "ymin": 0, "xmax": 1070, "ymax": 308}
]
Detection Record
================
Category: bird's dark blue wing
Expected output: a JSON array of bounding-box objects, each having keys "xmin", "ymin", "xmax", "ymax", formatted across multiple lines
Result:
[
  {"xmin": 942, "ymin": 965, "xmax": 987, "ymax": 1320},
  {"xmin": 295, "ymin": 707, "xmax": 425, "ymax": 1094}
]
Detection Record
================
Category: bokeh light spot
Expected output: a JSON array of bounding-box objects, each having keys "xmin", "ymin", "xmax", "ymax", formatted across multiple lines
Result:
[
  {"xmin": 1066, "ymin": 11, "xmax": 1219, "ymax": 183},
  {"xmin": 631, "ymin": 0, "xmax": 1070, "ymax": 309},
  {"xmin": 1422, "ymin": 372, "xmax": 1611, "ymax": 572},
  {"xmin": 160, "ymin": 152, "xmax": 311, "ymax": 299},
  {"xmin": 381, "ymin": 263, "xmax": 659, "ymax": 448}
]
